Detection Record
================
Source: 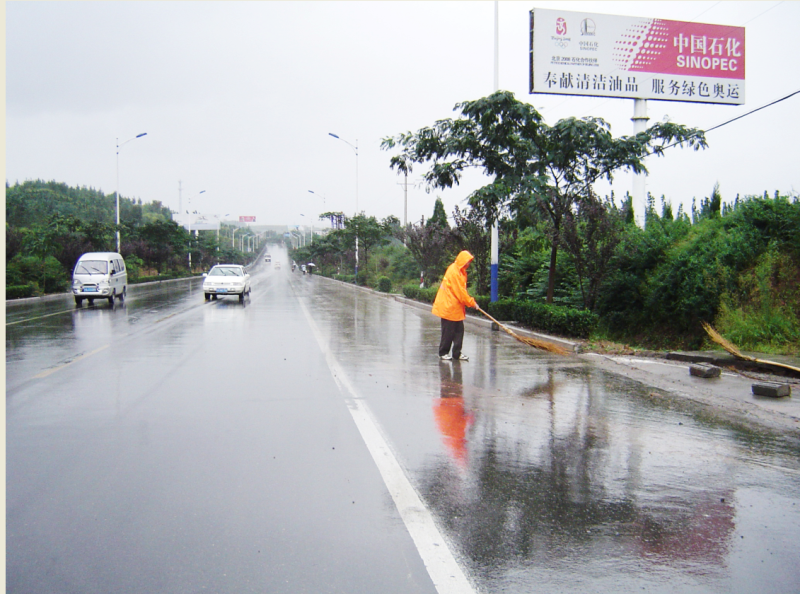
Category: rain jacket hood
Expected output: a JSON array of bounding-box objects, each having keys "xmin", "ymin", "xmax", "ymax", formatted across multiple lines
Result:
[{"xmin": 431, "ymin": 251, "xmax": 477, "ymax": 322}]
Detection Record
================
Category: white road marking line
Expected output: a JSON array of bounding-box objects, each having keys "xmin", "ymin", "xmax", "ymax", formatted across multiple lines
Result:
[
  {"xmin": 297, "ymin": 298, "xmax": 477, "ymax": 594},
  {"xmin": 7, "ymin": 308, "xmax": 76, "ymax": 325},
  {"xmin": 33, "ymin": 344, "xmax": 111, "ymax": 378}
]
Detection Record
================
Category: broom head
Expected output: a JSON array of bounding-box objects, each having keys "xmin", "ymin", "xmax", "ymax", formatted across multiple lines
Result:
[
  {"xmin": 476, "ymin": 306, "xmax": 571, "ymax": 356},
  {"xmin": 701, "ymin": 321, "xmax": 755, "ymax": 361},
  {"xmin": 516, "ymin": 333, "xmax": 571, "ymax": 356}
]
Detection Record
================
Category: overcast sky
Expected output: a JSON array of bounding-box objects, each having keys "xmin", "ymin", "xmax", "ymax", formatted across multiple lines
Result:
[{"xmin": 6, "ymin": 1, "xmax": 799, "ymax": 230}]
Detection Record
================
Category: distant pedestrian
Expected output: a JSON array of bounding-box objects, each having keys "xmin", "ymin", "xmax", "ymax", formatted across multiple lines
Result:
[{"xmin": 431, "ymin": 251, "xmax": 477, "ymax": 362}]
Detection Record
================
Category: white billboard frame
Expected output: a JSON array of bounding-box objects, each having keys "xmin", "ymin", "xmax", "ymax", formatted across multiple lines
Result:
[
  {"xmin": 529, "ymin": 8, "xmax": 745, "ymax": 105},
  {"xmin": 174, "ymin": 213, "xmax": 222, "ymax": 232}
]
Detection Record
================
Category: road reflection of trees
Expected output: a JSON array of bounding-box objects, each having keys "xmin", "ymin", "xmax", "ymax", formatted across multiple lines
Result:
[{"xmin": 422, "ymin": 365, "xmax": 736, "ymax": 580}]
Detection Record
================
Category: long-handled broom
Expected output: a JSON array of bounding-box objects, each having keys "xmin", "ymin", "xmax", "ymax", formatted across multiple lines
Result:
[
  {"xmin": 701, "ymin": 322, "xmax": 800, "ymax": 375},
  {"xmin": 475, "ymin": 306, "xmax": 571, "ymax": 356}
]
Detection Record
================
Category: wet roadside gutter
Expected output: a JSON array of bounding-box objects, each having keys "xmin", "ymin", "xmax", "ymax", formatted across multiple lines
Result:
[
  {"xmin": 302, "ymin": 275, "xmax": 800, "ymax": 439},
  {"xmin": 5, "ymin": 276, "xmax": 204, "ymax": 307},
  {"xmin": 583, "ymin": 351, "xmax": 800, "ymax": 441},
  {"xmin": 313, "ymin": 275, "xmax": 578, "ymax": 350},
  {"xmin": 666, "ymin": 350, "xmax": 800, "ymax": 378}
]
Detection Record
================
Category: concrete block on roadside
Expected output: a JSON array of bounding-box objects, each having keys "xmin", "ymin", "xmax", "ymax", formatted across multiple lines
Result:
[
  {"xmin": 690, "ymin": 363, "xmax": 722, "ymax": 378},
  {"xmin": 751, "ymin": 382, "xmax": 791, "ymax": 398}
]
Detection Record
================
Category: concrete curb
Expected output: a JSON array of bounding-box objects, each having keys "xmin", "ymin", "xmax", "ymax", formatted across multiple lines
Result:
[
  {"xmin": 6, "ymin": 251, "xmax": 265, "ymax": 308},
  {"xmin": 6, "ymin": 276, "xmax": 204, "ymax": 308},
  {"xmin": 668, "ymin": 350, "xmax": 800, "ymax": 379},
  {"xmin": 312, "ymin": 274, "xmax": 579, "ymax": 352}
]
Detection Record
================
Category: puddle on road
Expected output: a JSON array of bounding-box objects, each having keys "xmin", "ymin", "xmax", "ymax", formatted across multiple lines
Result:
[
  {"xmin": 416, "ymin": 363, "xmax": 800, "ymax": 594},
  {"xmin": 5, "ymin": 283, "xmax": 204, "ymax": 387},
  {"xmin": 249, "ymin": 279, "xmax": 800, "ymax": 593}
]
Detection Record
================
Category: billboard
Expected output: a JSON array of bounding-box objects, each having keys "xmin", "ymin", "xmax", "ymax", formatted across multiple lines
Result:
[
  {"xmin": 174, "ymin": 213, "xmax": 221, "ymax": 231},
  {"xmin": 239, "ymin": 216, "xmax": 256, "ymax": 223},
  {"xmin": 530, "ymin": 8, "xmax": 745, "ymax": 105}
]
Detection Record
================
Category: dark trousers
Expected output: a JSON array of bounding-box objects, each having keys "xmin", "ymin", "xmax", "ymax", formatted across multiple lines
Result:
[{"xmin": 439, "ymin": 319, "xmax": 465, "ymax": 358}]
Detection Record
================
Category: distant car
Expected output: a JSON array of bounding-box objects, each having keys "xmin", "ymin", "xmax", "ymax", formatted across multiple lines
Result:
[
  {"xmin": 274, "ymin": 262, "xmax": 281, "ymax": 269},
  {"xmin": 265, "ymin": 254, "xmax": 271, "ymax": 263},
  {"xmin": 202, "ymin": 264, "xmax": 251, "ymax": 302}
]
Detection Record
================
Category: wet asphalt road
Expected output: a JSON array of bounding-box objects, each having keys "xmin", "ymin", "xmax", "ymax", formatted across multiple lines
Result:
[{"xmin": 6, "ymin": 247, "xmax": 800, "ymax": 594}]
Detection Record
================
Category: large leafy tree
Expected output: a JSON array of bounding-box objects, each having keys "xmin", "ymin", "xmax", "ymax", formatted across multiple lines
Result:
[
  {"xmin": 398, "ymin": 219, "xmax": 453, "ymax": 286},
  {"xmin": 382, "ymin": 90, "xmax": 707, "ymax": 304},
  {"xmin": 342, "ymin": 214, "xmax": 397, "ymax": 274},
  {"xmin": 5, "ymin": 180, "xmax": 256, "ymax": 292},
  {"xmin": 451, "ymin": 205, "xmax": 490, "ymax": 294},
  {"xmin": 127, "ymin": 219, "xmax": 188, "ymax": 273},
  {"xmin": 560, "ymin": 192, "xmax": 626, "ymax": 312}
]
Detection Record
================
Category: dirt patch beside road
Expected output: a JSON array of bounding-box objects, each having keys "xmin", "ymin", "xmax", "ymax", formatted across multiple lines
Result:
[{"xmin": 581, "ymin": 351, "xmax": 800, "ymax": 442}]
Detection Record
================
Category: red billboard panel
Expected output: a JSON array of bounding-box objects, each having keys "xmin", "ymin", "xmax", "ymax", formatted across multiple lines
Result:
[{"xmin": 239, "ymin": 216, "xmax": 256, "ymax": 223}]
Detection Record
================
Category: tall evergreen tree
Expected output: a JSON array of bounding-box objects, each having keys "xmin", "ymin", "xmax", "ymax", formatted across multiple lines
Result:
[{"xmin": 427, "ymin": 197, "xmax": 449, "ymax": 229}]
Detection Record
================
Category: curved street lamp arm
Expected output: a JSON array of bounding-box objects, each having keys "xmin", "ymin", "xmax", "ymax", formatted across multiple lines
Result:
[
  {"xmin": 117, "ymin": 132, "xmax": 148, "ymax": 154},
  {"xmin": 328, "ymin": 132, "xmax": 357, "ymax": 156}
]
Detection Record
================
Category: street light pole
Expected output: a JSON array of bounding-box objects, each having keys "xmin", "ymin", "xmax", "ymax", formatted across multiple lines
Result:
[
  {"xmin": 308, "ymin": 190, "xmax": 326, "ymax": 206},
  {"xmin": 328, "ymin": 132, "xmax": 358, "ymax": 283},
  {"xmin": 490, "ymin": 0, "xmax": 500, "ymax": 303},
  {"xmin": 188, "ymin": 190, "xmax": 205, "ymax": 271},
  {"xmin": 308, "ymin": 190, "xmax": 326, "ymax": 237},
  {"xmin": 115, "ymin": 132, "xmax": 147, "ymax": 252}
]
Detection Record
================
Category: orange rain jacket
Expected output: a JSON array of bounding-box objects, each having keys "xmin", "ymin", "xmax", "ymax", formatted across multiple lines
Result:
[{"xmin": 431, "ymin": 251, "xmax": 477, "ymax": 322}]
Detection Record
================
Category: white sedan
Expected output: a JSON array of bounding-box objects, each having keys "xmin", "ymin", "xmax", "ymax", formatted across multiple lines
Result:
[{"xmin": 202, "ymin": 264, "xmax": 251, "ymax": 302}]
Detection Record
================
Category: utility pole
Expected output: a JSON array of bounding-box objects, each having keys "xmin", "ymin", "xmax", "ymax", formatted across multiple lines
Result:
[
  {"xmin": 490, "ymin": 0, "xmax": 500, "ymax": 302},
  {"xmin": 396, "ymin": 173, "xmax": 423, "ymax": 238}
]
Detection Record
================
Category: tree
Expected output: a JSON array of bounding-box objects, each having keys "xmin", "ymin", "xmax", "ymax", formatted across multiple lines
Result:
[
  {"xmin": 343, "ymin": 214, "xmax": 394, "ymax": 276},
  {"xmin": 399, "ymin": 218, "xmax": 453, "ymax": 286},
  {"xmin": 4, "ymin": 180, "xmax": 257, "ymax": 289},
  {"xmin": 451, "ymin": 205, "xmax": 490, "ymax": 294},
  {"xmin": 382, "ymin": 90, "xmax": 707, "ymax": 303},
  {"xmin": 698, "ymin": 182, "xmax": 723, "ymax": 220},
  {"xmin": 427, "ymin": 198, "xmax": 449, "ymax": 229},
  {"xmin": 127, "ymin": 220, "xmax": 188, "ymax": 273},
  {"xmin": 398, "ymin": 200, "xmax": 456, "ymax": 286},
  {"xmin": 661, "ymin": 196, "xmax": 674, "ymax": 221},
  {"xmin": 319, "ymin": 211, "xmax": 346, "ymax": 230},
  {"xmin": 560, "ymin": 192, "xmax": 626, "ymax": 311},
  {"xmin": 22, "ymin": 214, "xmax": 68, "ymax": 291},
  {"xmin": 6, "ymin": 224, "xmax": 26, "ymax": 263},
  {"xmin": 196, "ymin": 231, "xmax": 220, "ymax": 269}
]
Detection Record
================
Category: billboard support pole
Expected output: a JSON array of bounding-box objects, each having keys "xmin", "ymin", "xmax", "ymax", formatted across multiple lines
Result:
[
  {"xmin": 631, "ymin": 98, "xmax": 649, "ymax": 229},
  {"xmin": 490, "ymin": 0, "xmax": 500, "ymax": 303}
]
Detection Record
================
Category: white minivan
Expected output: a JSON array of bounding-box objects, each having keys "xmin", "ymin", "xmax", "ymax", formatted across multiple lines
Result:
[{"xmin": 72, "ymin": 252, "xmax": 128, "ymax": 306}]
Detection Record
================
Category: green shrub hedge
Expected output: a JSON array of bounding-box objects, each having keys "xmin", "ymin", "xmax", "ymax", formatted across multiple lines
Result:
[
  {"xmin": 402, "ymin": 284, "xmax": 420, "ymax": 300},
  {"xmin": 377, "ymin": 276, "xmax": 392, "ymax": 293},
  {"xmin": 400, "ymin": 286, "xmax": 593, "ymax": 337},
  {"xmin": 474, "ymin": 295, "xmax": 491, "ymax": 311},
  {"xmin": 403, "ymin": 284, "xmax": 440, "ymax": 303},
  {"xmin": 129, "ymin": 272, "xmax": 192, "ymax": 284},
  {"xmin": 486, "ymin": 298, "xmax": 517, "ymax": 321},
  {"xmin": 6, "ymin": 284, "xmax": 37, "ymax": 299},
  {"xmin": 487, "ymin": 298, "xmax": 598, "ymax": 338}
]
